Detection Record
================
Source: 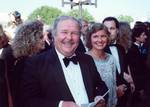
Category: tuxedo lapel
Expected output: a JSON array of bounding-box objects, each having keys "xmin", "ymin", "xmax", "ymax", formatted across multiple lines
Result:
[
  {"xmin": 50, "ymin": 48, "xmax": 74, "ymax": 100},
  {"xmin": 115, "ymin": 44, "xmax": 125, "ymax": 73},
  {"xmin": 104, "ymin": 45, "xmax": 111, "ymax": 53},
  {"xmin": 77, "ymin": 54, "xmax": 93, "ymax": 102},
  {"xmin": 115, "ymin": 44, "xmax": 122, "ymax": 61}
]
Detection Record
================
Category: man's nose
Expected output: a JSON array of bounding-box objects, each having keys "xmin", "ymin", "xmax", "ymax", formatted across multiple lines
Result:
[{"xmin": 66, "ymin": 33, "xmax": 72, "ymax": 39}]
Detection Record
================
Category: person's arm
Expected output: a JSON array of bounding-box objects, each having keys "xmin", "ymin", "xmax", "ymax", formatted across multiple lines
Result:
[
  {"xmin": 18, "ymin": 58, "xmax": 59, "ymax": 107},
  {"xmin": 124, "ymin": 67, "xmax": 135, "ymax": 93}
]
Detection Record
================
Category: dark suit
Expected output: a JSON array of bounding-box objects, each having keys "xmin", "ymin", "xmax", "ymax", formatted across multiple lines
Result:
[
  {"xmin": 76, "ymin": 39, "xmax": 86, "ymax": 53},
  {"xmin": 127, "ymin": 43, "xmax": 148, "ymax": 91},
  {"xmin": 105, "ymin": 44, "xmax": 130, "ymax": 107},
  {"xmin": 105, "ymin": 44, "xmax": 128, "ymax": 86},
  {"xmin": 0, "ymin": 59, "xmax": 9, "ymax": 107},
  {"xmin": 127, "ymin": 43, "xmax": 148, "ymax": 107},
  {"xmin": 0, "ymin": 44, "xmax": 16, "ymax": 106},
  {"xmin": 19, "ymin": 47, "xmax": 108, "ymax": 107}
]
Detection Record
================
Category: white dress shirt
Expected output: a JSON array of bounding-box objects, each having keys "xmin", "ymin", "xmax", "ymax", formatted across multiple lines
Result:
[
  {"xmin": 56, "ymin": 49, "xmax": 89, "ymax": 107},
  {"xmin": 109, "ymin": 45, "xmax": 121, "ymax": 74},
  {"xmin": 0, "ymin": 48, "xmax": 3, "ymax": 55}
]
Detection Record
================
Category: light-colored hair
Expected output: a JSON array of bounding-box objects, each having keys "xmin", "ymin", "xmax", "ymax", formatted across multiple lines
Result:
[
  {"xmin": 11, "ymin": 20, "xmax": 44, "ymax": 58},
  {"xmin": 52, "ymin": 15, "xmax": 82, "ymax": 38},
  {"xmin": 118, "ymin": 21, "xmax": 132, "ymax": 51}
]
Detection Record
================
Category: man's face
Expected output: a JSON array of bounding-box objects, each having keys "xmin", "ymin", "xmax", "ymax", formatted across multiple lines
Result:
[
  {"xmin": 54, "ymin": 19, "xmax": 80, "ymax": 57},
  {"xmin": 81, "ymin": 21, "xmax": 88, "ymax": 35},
  {"xmin": 103, "ymin": 20, "xmax": 118, "ymax": 43},
  {"xmin": 136, "ymin": 32, "xmax": 147, "ymax": 43}
]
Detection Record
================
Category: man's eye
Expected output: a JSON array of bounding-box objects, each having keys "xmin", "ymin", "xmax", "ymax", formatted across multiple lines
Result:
[
  {"xmin": 101, "ymin": 35, "xmax": 107, "ymax": 38},
  {"xmin": 110, "ymin": 27, "xmax": 115, "ymax": 30},
  {"xmin": 61, "ymin": 31, "xmax": 68, "ymax": 34},
  {"xmin": 72, "ymin": 32, "xmax": 79, "ymax": 35}
]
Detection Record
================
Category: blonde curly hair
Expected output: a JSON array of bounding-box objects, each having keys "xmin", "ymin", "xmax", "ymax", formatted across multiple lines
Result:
[{"xmin": 11, "ymin": 20, "xmax": 44, "ymax": 58}]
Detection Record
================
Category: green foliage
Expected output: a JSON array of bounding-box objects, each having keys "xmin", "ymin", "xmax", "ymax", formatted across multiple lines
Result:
[
  {"xmin": 28, "ymin": 6, "xmax": 63, "ymax": 25},
  {"xmin": 28, "ymin": 6, "xmax": 94, "ymax": 25},
  {"xmin": 67, "ymin": 9, "xmax": 94, "ymax": 21},
  {"xmin": 117, "ymin": 15, "xmax": 134, "ymax": 24}
]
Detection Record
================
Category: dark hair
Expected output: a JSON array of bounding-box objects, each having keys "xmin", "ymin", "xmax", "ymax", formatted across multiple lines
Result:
[
  {"xmin": 86, "ymin": 23, "xmax": 110, "ymax": 49},
  {"xmin": 102, "ymin": 16, "xmax": 119, "ymax": 29},
  {"xmin": 134, "ymin": 21, "xmax": 143, "ymax": 27},
  {"xmin": 46, "ymin": 28, "xmax": 53, "ymax": 41},
  {"xmin": 132, "ymin": 24, "xmax": 146, "ymax": 42}
]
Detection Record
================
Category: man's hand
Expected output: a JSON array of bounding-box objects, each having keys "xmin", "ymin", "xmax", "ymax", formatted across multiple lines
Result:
[{"xmin": 62, "ymin": 101, "xmax": 79, "ymax": 107}]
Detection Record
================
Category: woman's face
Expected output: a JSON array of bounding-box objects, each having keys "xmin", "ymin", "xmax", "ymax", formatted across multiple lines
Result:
[
  {"xmin": 36, "ymin": 34, "xmax": 45, "ymax": 51},
  {"xmin": 91, "ymin": 30, "xmax": 108, "ymax": 51}
]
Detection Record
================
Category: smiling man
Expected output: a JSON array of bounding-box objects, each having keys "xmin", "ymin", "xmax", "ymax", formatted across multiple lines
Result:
[{"xmin": 19, "ymin": 16, "xmax": 108, "ymax": 107}]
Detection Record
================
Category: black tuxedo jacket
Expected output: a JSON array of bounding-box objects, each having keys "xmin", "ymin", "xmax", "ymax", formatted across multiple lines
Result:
[
  {"xmin": 76, "ymin": 39, "xmax": 86, "ymax": 53},
  {"xmin": 19, "ymin": 47, "xmax": 108, "ymax": 107},
  {"xmin": 127, "ymin": 43, "xmax": 147, "ymax": 90},
  {"xmin": 104, "ymin": 44, "xmax": 128, "ymax": 86},
  {"xmin": 105, "ymin": 44, "xmax": 130, "ymax": 107},
  {"xmin": 0, "ymin": 59, "xmax": 8, "ymax": 107},
  {"xmin": 0, "ymin": 44, "xmax": 17, "ymax": 105}
]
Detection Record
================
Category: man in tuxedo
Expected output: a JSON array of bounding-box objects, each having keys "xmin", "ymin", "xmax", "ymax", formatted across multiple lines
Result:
[
  {"xmin": 127, "ymin": 24, "xmax": 148, "ymax": 107},
  {"xmin": 103, "ymin": 17, "xmax": 130, "ymax": 107},
  {"xmin": 19, "ymin": 16, "xmax": 108, "ymax": 107}
]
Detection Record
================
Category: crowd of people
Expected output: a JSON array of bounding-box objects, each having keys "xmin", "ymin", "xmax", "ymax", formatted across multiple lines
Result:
[{"xmin": 0, "ymin": 11, "xmax": 150, "ymax": 107}]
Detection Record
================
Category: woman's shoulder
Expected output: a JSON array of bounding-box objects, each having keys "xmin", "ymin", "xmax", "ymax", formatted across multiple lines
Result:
[{"xmin": 106, "ymin": 53, "xmax": 116, "ymax": 63}]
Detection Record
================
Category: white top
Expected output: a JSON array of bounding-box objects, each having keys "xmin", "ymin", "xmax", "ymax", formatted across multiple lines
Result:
[
  {"xmin": 56, "ymin": 48, "xmax": 89, "ymax": 107},
  {"xmin": 109, "ymin": 46, "xmax": 121, "ymax": 74},
  {"xmin": 87, "ymin": 52, "xmax": 117, "ymax": 107},
  {"xmin": 0, "ymin": 48, "xmax": 3, "ymax": 55}
]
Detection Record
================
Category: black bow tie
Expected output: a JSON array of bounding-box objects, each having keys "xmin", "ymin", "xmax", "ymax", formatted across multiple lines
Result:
[
  {"xmin": 63, "ymin": 56, "xmax": 78, "ymax": 67},
  {"xmin": 110, "ymin": 44, "xmax": 116, "ymax": 47}
]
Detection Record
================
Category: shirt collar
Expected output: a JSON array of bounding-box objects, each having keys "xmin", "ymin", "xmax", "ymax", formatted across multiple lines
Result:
[
  {"xmin": 0, "ymin": 48, "xmax": 3, "ymax": 55},
  {"xmin": 111, "ymin": 40, "xmax": 117, "ymax": 44},
  {"xmin": 55, "ymin": 47, "xmax": 76, "ymax": 61},
  {"xmin": 134, "ymin": 42, "xmax": 143, "ymax": 47}
]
